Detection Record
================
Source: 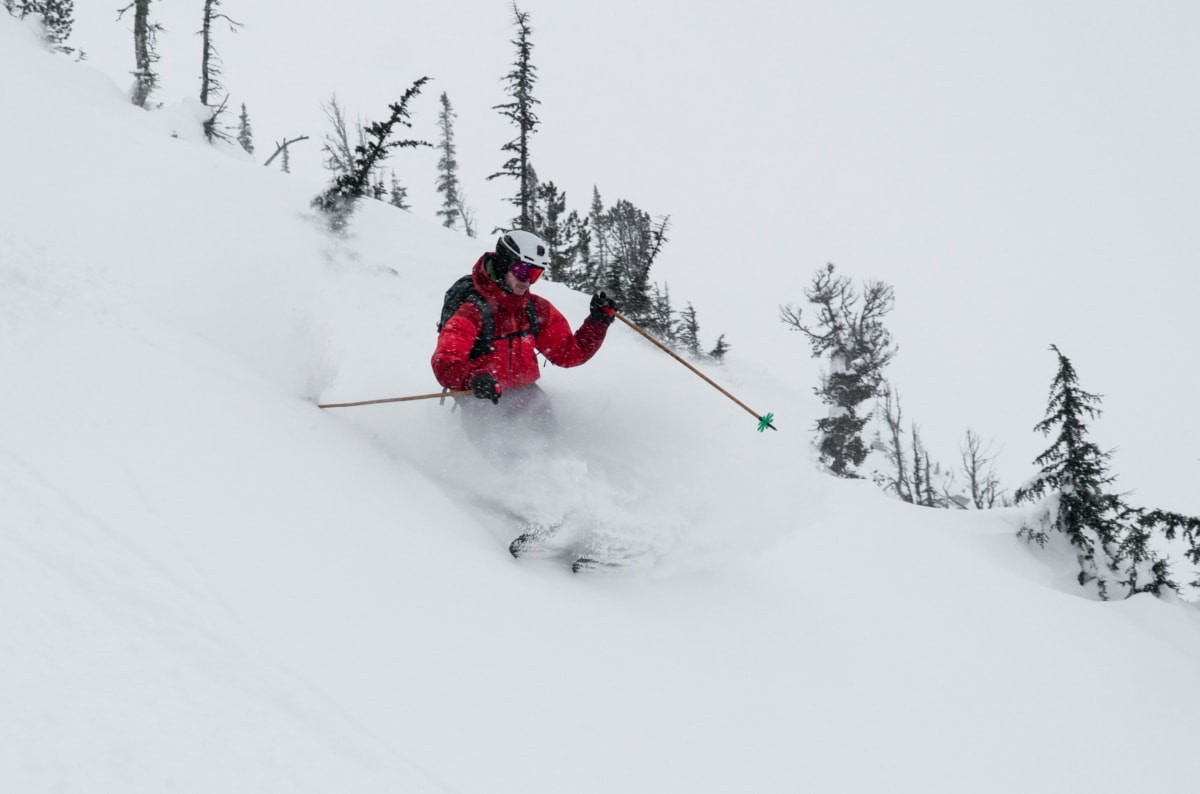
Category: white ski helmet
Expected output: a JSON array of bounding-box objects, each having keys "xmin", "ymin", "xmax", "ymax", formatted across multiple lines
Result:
[{"xmin": 495, "ymin": 230, "xmax": 551, "ymax": 275}]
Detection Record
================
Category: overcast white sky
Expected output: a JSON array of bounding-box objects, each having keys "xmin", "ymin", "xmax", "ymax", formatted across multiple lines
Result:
[{"xmin": 71, "ymin": 1, "xmax": 1200, "ymax": 512}]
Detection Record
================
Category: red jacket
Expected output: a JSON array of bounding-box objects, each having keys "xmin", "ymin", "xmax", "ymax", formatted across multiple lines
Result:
[{"xmin": 432, "ymin": 255, "xmax": 610, "ymax": 392}]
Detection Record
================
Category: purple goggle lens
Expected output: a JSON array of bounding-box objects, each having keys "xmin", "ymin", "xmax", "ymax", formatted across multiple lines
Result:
[{"xmin": 510, "ymin": 261, "xmax": 544, "ymax": 283}]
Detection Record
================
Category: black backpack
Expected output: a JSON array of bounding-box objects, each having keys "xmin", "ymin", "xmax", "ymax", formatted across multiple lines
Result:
[{"xmin": 437, "ymin": 274, "xmax": 540, "ymax": 360}]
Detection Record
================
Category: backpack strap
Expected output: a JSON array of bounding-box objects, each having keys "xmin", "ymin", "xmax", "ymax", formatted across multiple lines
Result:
[
  {"xmin": 439, "ymin": 276, "xmax": 540, "ymax": 361},
  {"xmin": 465, "ymin": 292, "xmax": 495, "ymax": 360},
  {"xmin": 527, "ymin": 299, "xmax": 540, "ymax": 339},
  {"xmin": 489, "ymin": 300, "xmax": 539, "ymax": 343}
]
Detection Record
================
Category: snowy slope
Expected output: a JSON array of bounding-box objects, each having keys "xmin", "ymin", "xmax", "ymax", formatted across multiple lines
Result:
[{"xmin": 3, "ymin": 17, "xmax": 1200, "ymax": 794}]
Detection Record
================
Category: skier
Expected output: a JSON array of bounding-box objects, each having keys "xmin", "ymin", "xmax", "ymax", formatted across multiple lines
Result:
[{"xmin": 431, "ymin": 229, "xmax": 616, "ymax": 455}]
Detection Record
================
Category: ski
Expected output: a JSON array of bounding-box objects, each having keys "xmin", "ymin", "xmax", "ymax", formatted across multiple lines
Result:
[
  {"xmin": 571, "ymin": 555, "xmax": 628, "ymax": 574},
  {"xmin": 508, "ymin": 515, "xmax": 571, "ymax": 559},
  {"xmin": 508, "ymin": 531, "xmax": 560, "ymax": 559},
  {"xmin": 510, "ymin": 518, "xmax": 650, "ymax": 573}
]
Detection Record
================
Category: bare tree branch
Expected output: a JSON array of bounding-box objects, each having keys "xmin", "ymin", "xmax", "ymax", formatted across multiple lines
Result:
[{"xmin": 262, "ymin": 135, "xmax": 309, "ymax": 168}]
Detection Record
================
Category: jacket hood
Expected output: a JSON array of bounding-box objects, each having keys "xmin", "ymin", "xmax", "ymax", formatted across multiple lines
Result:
[{"xmin": 471, "ymin": 253, "xmax": 529, "ymax": 312}]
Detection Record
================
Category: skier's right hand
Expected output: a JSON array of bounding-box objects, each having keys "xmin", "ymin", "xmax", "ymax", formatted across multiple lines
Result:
[{"xmin": 470, "ymin": 373, "xmax": 501, "ymax": 404}]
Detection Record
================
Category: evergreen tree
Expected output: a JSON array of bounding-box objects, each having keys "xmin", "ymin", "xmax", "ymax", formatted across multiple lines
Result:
[
  {"xmin": 533, "ymin": 180, "xmax": 584, "ymax": 284},
  {"xmin": 370, "ymin": 167, "xmax": 387, "ymax": 201},
  {"xmin": 236, "ymin": 102, "xmax": 254, "ymax": 154},
  {"xmin": 585, "ymin": 186, "xmax": 609, "ymax": 289},
  {"xmin": 1014, "ymin": 345, "xmax": 1124, "ymax": 590},
  {"xmin": 311, "ymin": 78, "xmax": 431, "ymax": 232},
  {"xmin": 12, "ymin": 1, "xmax": 77, "ymax": 55},
  {"xmin": 780, "ymin": 263, "xmax": 896, "ymax": 478},
  {"xmin": 118, "ymin": 1, "xmax": 161, "ymax": 109},
  {"xmin": 599, "ymin": 200, "xmax": 669, "ymax": 322},
  {"xmin": 676, "ymin": 302, "xmax": 702, "ymax": 358},
  {"xmin": 1132, "ymin": 509, "xmax": 1200, "ymax": 591},
  {"xmin": 434, "ymin": 92, "xmax": 464, "ymax": 230},
  {"xmin": 488, "ymin": 3, "xmax": 540, "ymax": 229},
  {"xmin": 708, "ymin": 334, "xmax": 730, "ymax": 363},
  {"xmin": 644, "ymin": 283, "xmax": 675, "ymax": 344},
  {"xmin": 388, "ymin": 170, "xmax": 410, "ymax": 211},
  {"xmin": 1014, "ymin": 345, "xmax": 1182, "ymax": 598}
]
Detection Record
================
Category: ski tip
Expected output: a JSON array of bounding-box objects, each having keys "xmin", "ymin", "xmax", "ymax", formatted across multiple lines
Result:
[{"xmin": 571, "ymin": 556, "xmax": 626, "ymax": 574}]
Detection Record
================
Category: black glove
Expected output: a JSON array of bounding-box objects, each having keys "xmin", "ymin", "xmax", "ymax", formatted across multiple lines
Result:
[
  {"xmin": 589, "ymin": 291, "xmax": 617, "ymax": 325},
  {"xmin": 469, "ymin": 373, "xmax": 501, "ymax": 404}
]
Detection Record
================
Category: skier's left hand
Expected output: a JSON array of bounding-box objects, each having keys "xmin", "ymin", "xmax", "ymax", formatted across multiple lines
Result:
[{"xmin": 589, "ymin": 291, "xmax": 617, "ymax": 325}]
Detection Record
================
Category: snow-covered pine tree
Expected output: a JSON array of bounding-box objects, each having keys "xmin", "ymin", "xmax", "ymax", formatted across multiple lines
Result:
[
  {"xmin": 117, "ymin": 1, "xmax": 161, "ymax": 108},
  {"xmin": 676, "ymin": 302, "xmax": 702, "ymax": 359},
  {"xmin": 236, "ymin": 102, "xmax": 254, "ymax": 154},
  {"xmin": 708, "ymin": 334, "xmax": 730, "ymax": 363},
  {"xmin": 388, "ymin": 170, "xmax": 410, "ymax": 211},
  {"xmin": 12, "ymin": 1, "xmax": 76, "ymax": 55},
  {"xmin": 599, "ymin": 199, "xmax": 668, "ymax": 322},
  {"xmin": 644, "ymin": 283, "xmax": 676, "ymax": 344},
  {"xmin": 1014, "ymin": 345, "xmax": 1125, "ymax": 595},
  {"xmin": 488, "ymin": 3, "xmax": 540, "ymax": 230},
  {"xmin": 311, "ymin": 79, "xmax": 431, "ymax": 232},
  {"xmin": 1131, "ymin": 509, "xmax": 1200, "ymax": 591},
  {"xmin": 1013, "ymin": 345, "xmax": 1178, "ymax": 599},
  {"xmin": 781, "ymin": 263, "xmax": 896, "ymax": 478},
  {"xmin": 533, "ymin": 181, "xmax": 585, "ymax": 285},
  {"xmin": 370, "ymin": 169, "xmax": 387, "ymax": 201},
  {"xmin": 434, "ymin": 92, "xmax": 464, "ymax": 231},
  {"xmin": 585, "ymin": 186, "xmax": 609, "ymax": 289}
]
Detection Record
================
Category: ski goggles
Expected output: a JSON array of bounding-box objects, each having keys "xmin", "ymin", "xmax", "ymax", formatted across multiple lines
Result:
[{"xmin": 510, "ymin": 261, "xmax": 545, "ymax": 284}]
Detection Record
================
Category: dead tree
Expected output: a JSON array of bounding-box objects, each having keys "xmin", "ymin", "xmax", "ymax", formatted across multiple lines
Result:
[
  {"xmin": 263, "ymin": 135, "xmax": 309, "ymax": 169},
  {"xmin": 960, "ymin": 429, "xmax": 1005, "ymax": 509},
  {"xmin": 117, "ymin": 0, "xmax": 161, "ymax": 109}
]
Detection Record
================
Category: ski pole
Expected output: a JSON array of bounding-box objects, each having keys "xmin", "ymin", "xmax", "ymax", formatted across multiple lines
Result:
[
  {"xmin": 613, "ymin": 311, "xmax": 777, "ymax": 431},
  {"xmin": 318, "ymin": 390, "xmax": 470, "ymax": 409}
]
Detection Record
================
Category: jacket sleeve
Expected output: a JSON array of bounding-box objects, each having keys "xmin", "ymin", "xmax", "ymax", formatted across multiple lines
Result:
[
  {"xmin": 431, "ymin": 303, "xmax": 485, "ymax": 390},
  {"xmin": 533, "ymin": 297, "xmax": 610, "ymax": 368}
]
